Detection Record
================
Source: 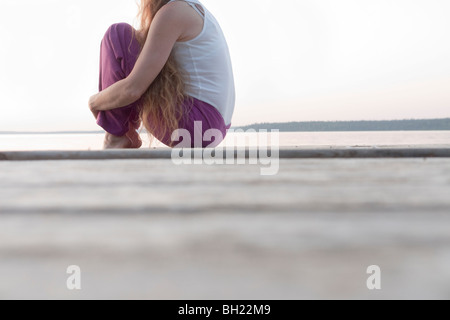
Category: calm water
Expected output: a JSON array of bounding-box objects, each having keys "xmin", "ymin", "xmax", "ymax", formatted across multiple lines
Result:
[{"xmin": 0, "ymin": 131, "xmax": 449, "ymax": 151}]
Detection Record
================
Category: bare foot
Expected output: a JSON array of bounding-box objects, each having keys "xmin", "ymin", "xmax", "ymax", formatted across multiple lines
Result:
[
  {"xmin": 103, "ymin": 127, "xmax": 143, "ymax": 150},
  {"xmin": 103, "ymin": 133, "xmax": 133, "ymax": 149},
  {"xmin": 125, "ymin": 127, "xmax": 143, "ymax": 149}
]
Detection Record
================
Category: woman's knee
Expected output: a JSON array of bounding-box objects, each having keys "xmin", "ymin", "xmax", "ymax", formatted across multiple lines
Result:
[{"xmin": 103, "ymin": 23, "xmax": 135, "ymax": 40}]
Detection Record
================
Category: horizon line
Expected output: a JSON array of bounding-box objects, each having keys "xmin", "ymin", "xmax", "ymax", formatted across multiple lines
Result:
[{"xmin": 0, "ymin": 117, "xmax": 449, "ymax": 134}]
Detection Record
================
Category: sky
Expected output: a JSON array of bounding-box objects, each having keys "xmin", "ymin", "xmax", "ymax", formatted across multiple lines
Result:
[{"xmin": 0, "ymin": 0, "xmax": 449, "ymax": 131}]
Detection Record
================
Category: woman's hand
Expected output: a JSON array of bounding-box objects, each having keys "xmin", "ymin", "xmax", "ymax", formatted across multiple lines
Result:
[{"xmin": 89, "ymin": 94, "xmax": 100, "ymax": 120}]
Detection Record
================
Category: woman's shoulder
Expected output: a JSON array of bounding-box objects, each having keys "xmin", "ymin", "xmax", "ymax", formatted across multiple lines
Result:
[
  {"xmin": 156, "ymin": 1, "xmax": 204, "ymax": 42},
  {"xmin": 154, "ymin": 1, "xmax": 201, "ymax": 25},
  {"xmin": 160, "ymin": 0, "xmax": 197, "ymax": 16}
]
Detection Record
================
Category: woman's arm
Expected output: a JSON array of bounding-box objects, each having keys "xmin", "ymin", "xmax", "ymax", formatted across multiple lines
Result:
[{"xmin": 89, "ymin": 2, "xmax": 190, "ymax": 114}]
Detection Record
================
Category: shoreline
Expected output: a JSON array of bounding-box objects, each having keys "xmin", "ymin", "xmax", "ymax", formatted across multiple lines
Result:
[{"xmin": 2, "ymin": 129, "xmax": 450, "ymax": 135}]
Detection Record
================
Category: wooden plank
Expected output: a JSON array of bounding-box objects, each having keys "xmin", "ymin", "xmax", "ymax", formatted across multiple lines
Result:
[
  {"xmin": 1, "ymin": 146, "xmax": 450, "ymax": 161},
  {"xmin": 0, "ymin": 159, "xmax": 449, "ymax": 299}
]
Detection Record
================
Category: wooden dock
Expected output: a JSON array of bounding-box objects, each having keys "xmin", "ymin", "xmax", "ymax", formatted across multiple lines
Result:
[{"xmin": 0, "ymin": 146, "xmax": 449, "ymax": 299}]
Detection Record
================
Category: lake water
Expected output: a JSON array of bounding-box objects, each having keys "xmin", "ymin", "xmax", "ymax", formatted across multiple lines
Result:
[{"xmin": 0, "ymin": 131, "xmax": 449, "ymax": 151}]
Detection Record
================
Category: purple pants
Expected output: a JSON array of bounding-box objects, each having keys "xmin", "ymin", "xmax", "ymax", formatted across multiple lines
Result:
[{"xmin": 96, "ymin": 23, "xmax": 230, "ymax": 148}]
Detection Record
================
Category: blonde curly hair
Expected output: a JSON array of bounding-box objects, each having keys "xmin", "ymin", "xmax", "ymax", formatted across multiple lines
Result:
[{"xmin": 137, "ymin": 0, "xmax": 189, "ymax": 146}]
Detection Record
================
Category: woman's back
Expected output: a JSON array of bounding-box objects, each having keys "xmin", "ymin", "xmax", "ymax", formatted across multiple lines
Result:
[{"xmin": 171, "ymin": 0, "xmax": 235, "ymax": 126}]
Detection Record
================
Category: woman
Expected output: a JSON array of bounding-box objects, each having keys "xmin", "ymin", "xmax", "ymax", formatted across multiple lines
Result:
[{"xmin": 88, "ymin": 0, "xmax": 235, "ymax": 149}]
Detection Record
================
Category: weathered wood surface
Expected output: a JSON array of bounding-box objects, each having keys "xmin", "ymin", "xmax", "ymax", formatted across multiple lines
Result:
[{"xmin": 0, "ymin": 158, "xmax": 449, "ymax": 299}]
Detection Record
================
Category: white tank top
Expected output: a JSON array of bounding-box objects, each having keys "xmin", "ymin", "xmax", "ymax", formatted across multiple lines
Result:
[{"xmin": 169, "ymin": 0, "xmax": 235, "ymax": 126}]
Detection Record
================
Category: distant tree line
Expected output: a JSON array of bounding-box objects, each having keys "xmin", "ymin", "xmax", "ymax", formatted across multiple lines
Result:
[{"xmin": 234, "ymin": 118, "xmax": 450, "ymax": 132}]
